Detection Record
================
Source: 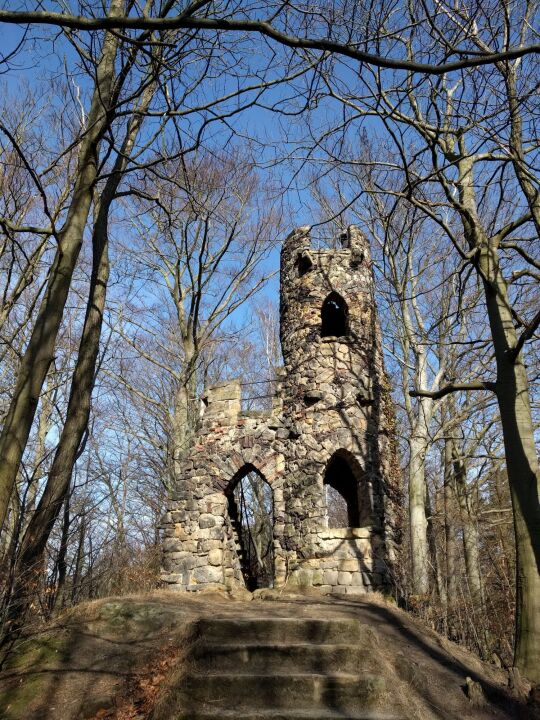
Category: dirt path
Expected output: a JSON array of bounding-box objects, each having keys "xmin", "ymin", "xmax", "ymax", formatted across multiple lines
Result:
[{"xmin": 0, "ymin": 590, "xmax": 535, "ymax": 720}]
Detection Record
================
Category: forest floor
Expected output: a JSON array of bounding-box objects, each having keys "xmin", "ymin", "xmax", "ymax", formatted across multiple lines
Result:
[{"xmin": 0, "ymin": 589, "xmax": 536, "ymax": 720}]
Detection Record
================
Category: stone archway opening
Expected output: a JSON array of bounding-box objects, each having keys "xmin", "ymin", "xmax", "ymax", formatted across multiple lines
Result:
[
  {"xmin": 226, "ymin": 464, "xmax": 274, "ymax": 591},
  {"xmin": 324, "ymin": 451, "xmax": 371, "ymax": 528}
]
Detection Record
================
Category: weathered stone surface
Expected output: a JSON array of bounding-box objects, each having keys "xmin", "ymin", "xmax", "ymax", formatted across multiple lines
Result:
[
  {"xmin": 193, "ymin": 565, "xmax": 223, "ymax": 584},
  {"xmin": 208, "ymin": 549, "xmax": 223, "ymax": 566},
  {"xmin": 199, "ymin": 514, "xmax": 216, "ymax": 529},
  {"xmin": 323, "ymin": 570, "xmax": 339, "ymax": 585},
  {"xmin": 160, "ymin": 225, "xmax": 401, "ymax": 596}
]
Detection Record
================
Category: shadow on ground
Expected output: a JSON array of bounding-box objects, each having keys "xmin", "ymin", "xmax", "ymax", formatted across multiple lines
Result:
[{"xmin": 0, "ymin": 590, "xmax": 534, "ymax": 720}]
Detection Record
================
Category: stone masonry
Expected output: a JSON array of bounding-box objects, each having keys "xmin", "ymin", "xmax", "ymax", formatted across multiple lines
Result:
[{"xmin": 160, "ymin": 225, "xmax": 401, "ymax": 595}]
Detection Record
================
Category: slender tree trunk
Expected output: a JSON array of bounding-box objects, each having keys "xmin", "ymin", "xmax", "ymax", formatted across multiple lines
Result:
[
  {"xmin": 426, "ymin": 483, "xmax": 445, "ymax": 607},
  {"xmin": 172, "ymin": 343, "xmax": 198, "ymax": 478},
  {"xmin": 452, "ymin": 444, "xmax": 484, "ymax": 610},
  {"xmin": 71, "ymin": 516, "xmax": 86, "ymax": 606},
  {"xmin": 55, "ymin": 492, "xmax": 71, "ymax": 611},
  {"xmin": 409, "ymin": 407, "xmax": 431, "ymax": 595},
  {"xmin": 0, "ymin": 0, "xmax": 123, "ymax": 533},
  {"xmin": 443, "ymin": 437, "xmax": 459, "ymax": 632}
]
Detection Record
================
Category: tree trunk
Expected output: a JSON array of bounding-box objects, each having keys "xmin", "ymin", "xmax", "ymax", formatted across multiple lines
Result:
[
  {"xmin": 456, "ymin": 150, "xmax": 540, "ymax": 681},
  {"xmin": 171, "ymin": 342, "xmax": 198, "ymax": 480},
  {"xmin": 71, "ymin": 515, "xmax": 86, "ymax": 606},
  {"xmin": 54, "ymin": 491, "xmax": 71, "ymax": 611},
  {"xmin": 426, "ymin": 483, "xmax": 445, "ymax": 607},
  {"xmin": 1, "ymin": 215, "xmax": 110, "ymax": 637},
  {"xmin": 493, "ymin": 343, "xmax": 540, "ymax": 681},
  {"xmin": 1, "ymin": 79, "xmax": 154, "ymax": 637},
  {"xmin": 409, "ymin": 410, "xmax": 431, "ymax": 595},
  {"xmin": 443, "ymin": 437, "xmax": 459, "ymax": 632},
  {"xmin": 477, "ymin": 239, "xmax": 540, "ymax": 682},
  {"xmin": 452, "ymin": 443, "xmax": 484, "ymax": 610},
  {"xmin": 0, "ymin": 0, "xmax": 123, "ymax": 533}
]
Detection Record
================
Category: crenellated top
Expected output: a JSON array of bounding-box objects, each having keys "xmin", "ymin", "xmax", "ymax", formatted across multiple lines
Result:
[
  {"xmin": 279, "ymin": 225, "xmax": 376, "ymax": 367},
  {"xmin": 200, "ymin": 371, "xmax": 285, "ymax": 427},
  {"xmin": 280, "ymin": 225, "xmax": 371, "ymax": 271}
]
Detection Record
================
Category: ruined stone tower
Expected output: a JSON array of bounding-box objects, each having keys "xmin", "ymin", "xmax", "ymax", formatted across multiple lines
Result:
[{"xmin": 160, "ymin": 225, "xmax": 401, "ymax": 595}]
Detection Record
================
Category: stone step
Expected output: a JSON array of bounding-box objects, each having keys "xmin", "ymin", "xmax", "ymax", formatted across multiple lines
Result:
[
  {"xmin": 179, "ymin": 673, "xmax": 386, "ymax": 711},
  {"xmin": 173, "ymin": 711, "xmax": 401, "ymax": 720},
  {"xmin": 196, "ymin": 618, "xmax": 369, "ymax": 645},
  {"xmin": 192, "ymin": 642, "xmax": 366, "ymax": 674}
]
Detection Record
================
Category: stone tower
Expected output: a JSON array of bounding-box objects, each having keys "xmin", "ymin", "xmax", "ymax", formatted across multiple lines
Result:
[{"xmin": 160, "ymin": 226, "xmax": 401, "ymax": 595}]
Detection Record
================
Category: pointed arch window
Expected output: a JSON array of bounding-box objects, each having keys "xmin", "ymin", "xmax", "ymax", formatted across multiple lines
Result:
[
  {"xmin": 321, "ymin": 292, "xmax": 349, "ymax": 337},
  {"xmin": 323, "ymin": 450, "xmax": 372, "ymax": 528}
]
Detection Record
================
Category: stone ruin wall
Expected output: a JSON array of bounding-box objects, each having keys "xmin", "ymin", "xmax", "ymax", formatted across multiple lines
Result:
[{"xmin": 160, "ymin": 225, "xmax": 402, "ymax": 595}]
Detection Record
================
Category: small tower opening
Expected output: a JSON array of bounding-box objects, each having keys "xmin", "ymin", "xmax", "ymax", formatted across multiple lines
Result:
[
  {"xmin": 321, "ymin": 292, "xmax": 348, "ymax": 337},
  {"xmin": 296, "ymin": 250, "xmax": 313, "ymax": 277}
]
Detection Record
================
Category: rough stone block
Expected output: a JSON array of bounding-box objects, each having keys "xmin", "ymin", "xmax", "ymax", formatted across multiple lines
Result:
[
  {"xmin": 208, "ymin": 549, "xmax": 223, "ymax": 566},
  {"xmin": 338, "ymin": 559, "xmax": 360, "ymax": 572},
  {"xmin": 193, "ymin": 565, "xmax": 223, "ymax": 584},
  {"xmin": 323, "ymin": 570, "xmax": 339, "ymax": 585},
  {"xmin": 337, "ymin": 571, "xmax": 352, "ymax": 585},
  {"xmin": 174, "ymin": 525, "xmax": 189, "ymax": 540},
  {"xmin": 160, "ymin": 573, "xmax": 183, "ymax": 584},
  {"xmin": 344, "ymin": 585, "xmax": 366, "ymax": 595},
  {"xmin": 162, "ymin": 538, "xmax": 182, "ymax": 552}
]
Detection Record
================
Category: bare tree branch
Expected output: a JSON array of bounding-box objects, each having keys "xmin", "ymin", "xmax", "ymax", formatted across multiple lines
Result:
[
  {"xmin": 0, "ymin": 9, "xmax": 539, "ymax": 75},
  {"xmin": 410, "ymin": 381, "xmax": 497, "ymax": 399}
]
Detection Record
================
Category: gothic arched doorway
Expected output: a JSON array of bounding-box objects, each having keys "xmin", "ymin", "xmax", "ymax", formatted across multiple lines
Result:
[
  {"xmin": 323, "ymin": 450, "xmax": 371, "ymax": 528},
  {"xmin": 225, "ymin": 464, "xmax": 274, "ymax": 590}
]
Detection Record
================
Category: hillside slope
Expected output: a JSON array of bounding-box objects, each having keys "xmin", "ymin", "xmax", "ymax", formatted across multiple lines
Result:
[{"xmin": 0, "ymin": 590, "xmax": 535, "ymax": 720}]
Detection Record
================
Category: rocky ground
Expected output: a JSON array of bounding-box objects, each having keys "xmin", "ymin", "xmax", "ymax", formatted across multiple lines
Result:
[{"xmin": 0, "ymin": 589, "xmax": 536, "ymax": 720}]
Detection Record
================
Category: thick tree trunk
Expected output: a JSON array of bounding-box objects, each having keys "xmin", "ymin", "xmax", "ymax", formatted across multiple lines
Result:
[
  {"xmin": 502, "ymin": 68, "xmax": 540, "ymax": 683},
  {"xmin": 455, "ymin": 150, "xmax": 540, "ymax": 681},
  {"xmin": 0, "ymin": 1, "xmax": 123, "ymax": 533},
  {"xmin": 1, "ymin": 213, "xmax": 110, "ymax": 637},
  {"xmin": 494, "ymin": 346, "xmax": 540, "ymax": 681},
  {"xmin": 1, "ymin": 81, "xmax": 153, "ymax": 637},
  {"xmin": 478, "ymin": 242, "xmax": 540, "ymax": 682},
  {"xmin": 172, "ymin": 351, "xmax": 197, "ymax": 469}
]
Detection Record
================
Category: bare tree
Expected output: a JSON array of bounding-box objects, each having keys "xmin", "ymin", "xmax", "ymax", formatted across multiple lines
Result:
[
  {"xmin": 110, "ymin": 149, "xmax": 279, "ymax": 486},
  {"xmin": 298, "ymin": 2, "xmax": 540, "ymax": 678}
]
